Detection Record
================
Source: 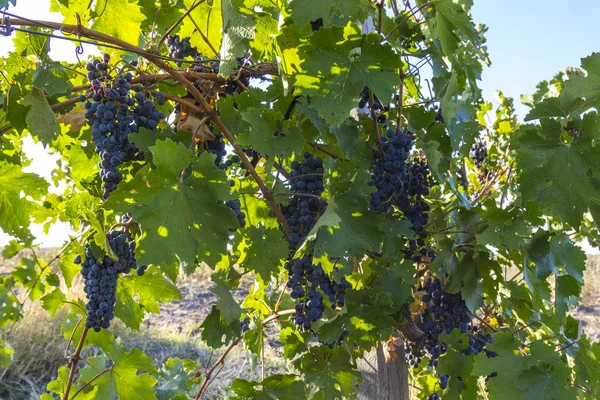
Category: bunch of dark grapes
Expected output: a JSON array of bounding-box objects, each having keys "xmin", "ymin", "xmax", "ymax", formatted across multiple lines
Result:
[
  {"xmin": 358, "ymin": 86, "xmax": 388, "ymax": 124},
  {"xmin": 310, "ymin": 18, "xmax": 324, "ymax": 31},
  {"xmin": 358, "ymin": 86, "xmax": 387, "ymax": 112},
  {"xmin": 282, "ymin": 152, "xmax": 327, "ymax": 249},
  {"xmin": 167, "ymin": 35, "xmax": 249, "ymax": 96},
  {"xmin": 74, "ymin": 228, "xmax": 147, "ymax": 331},
  {"xmin": 287, "ymin": 255, "xmax": 351, "ymax": 330},
  {"xmin": 83, "ymin": 54, "xmax": 165, "ymax": 198},
  {"xmin": 426, "ymin": 394, "xmax": 440, "ymax": 400},
  {"xmin": 470, "ymin": 138, "xmax": 487, "ymax": 167},
  {"xmin": 368, "ymin": 129, "xmax": 435, "ymax": 262},
  {"xmin": 203, "ymin": 133, "xmax": 227, "ymax": 168},
  {"xmin": 167, "ymin": 35, "xmax": 200, "ymax": 66},
  {"xmin": 225, "ymin": 199, "xmax": 246, "ymax": 228},
  {"xmin": 404, "ymin": 278, "xmax": 497, "ymax": 392},
  {"xmin": 241, "ymin": 317, "xmax": 250, "ymax": 333}
]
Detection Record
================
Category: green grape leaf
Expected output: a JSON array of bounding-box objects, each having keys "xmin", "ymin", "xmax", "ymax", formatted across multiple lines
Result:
[
  {"xmin": 375, "ymin": 259, "xmax": 414, "ymax": 308},
  {"xmin": 210, "ymin": 284, "xmax": 242, "ymax": 325},
  {"xmin": 62, "ymin": 144, "xmax": 99, "ymax": 183},
  {"xmin": 178, "ymin": 0, "xmax": 222, "ymax": 58},
  {"xmin": 50, "ymin": 0, "xmax": 92, "ymax": 27},
  {"xmin": 0, "ymin": 162, "xmax": 49, "ymax": 243},
  {"xmin": 40, "ymin": 288, "xmax": 66, "ymax": 317},
  {"xmin": 47, "ymin": 365, "xmax": 82, "ymax": 398},
  {"xmin": 12, "ymin": 258, "xmax": 47, "ymax": 300},
  {"xmin": 312, "ymin": 165, "xmax": 384, "ymax": 257},
  {"xmin": 115, "ymin": 269, "xmax": 181, "ymax": 330},
  {"xmin": 237, "ymin": 109, "xmax": 305, "ymax": 157},
  {"xmin": 242, "ymin": 317, "xmax": 264, "ymax": 356},
  {"xmin": 106, "ymin": 139, "xmax": 237, "ymax": 268},
  {"xmin": 425, "ymin": 0, "xmax": 477, "ymax": 55},
  {"xmin": 524, "ymin": 96, "xmax": 587, "ymax": 121},
  {"xmin": 296, "ymin": 24, "xmax": 402, "ymax": 126},
  {"xmin": 446, "ymin": 251, "xmax": 501, "ymax": 312},
  {"xmin": 575, "ymin": 339, "xmax": 600, "ymax": 396},
  {"xmin": 472, "ymin": 332, "xmax": 531, "ymax": 400},
  {"xmin": 5, "ymin": 84, "xmax": 30, "ymax": 133},
  {"xmin": 515, "ymin": 119, "xmax": 600, "ymax": 228},
  {"xmin": 0, "ymin": 340, "xmax": 14, "ymax": 369},
  {"xmin": 0, "ymin": 277, "xmax": 22, "ymax": 327},
  {"xmin": 555, "ymin": 275, "xmax": 581, "ymax": 323},
  {"xmin": 516, "ymin": 342, "xmax": 578, "ymax": 400},
  {"xmin": 280, "ymin": 327, "xmax": 312, "ymax": 359},
  {"xmin": 527, "ymin": 232, "xmax": 586, "ymax": 283},
  {"xmin": 235, "ymin": 226, "xmax": 287, "ymax": 282},
  {"xmin": 290, "ymin": 0, "xmax": 334, "ymax": 26},
  {"xmin": 77, "ymin": 348, "xmax": 158, "ymax": 400},
  {"xmin": 231, "ymin": 374, "xmax": 306, "ymax": 399},
  {"xmin": 32, "ymin": 62, "xmax": 73, "ymax": 97},
  {"xmin": 293, "ymin": 346, "xmax": 361, "ymax": 400},
  {"xmin": 13, "ymin": 28, "xmax": 49, "ymax": 59},
  {"xmin": 562, "ymin": 53, "xmax": 600, "ymax": 107},
  {"xmin": 22, "ymin": 87, "xmax": 61, "ymax": 145},
  {"xmin": 220, "ymin": 0, "xmax": 254, "ymax": 77},
  {"xmin": 332, "ymin": 286, "xmax": 396, "ymax": 350},
  {"xmin": 155, "ymin": 358, "xmax": 196, "ymax": 400},
  {"xmin": 139, "ymin": 0, "xmax": 183, "ymax": 32},
  {"xmin": 92, "ymin": 0, "xmax": 146, "ymax": 45},
  {"xmin": 201, "ymin": 305, "xmax": 240, "ymax": 348},
  {"xmin": 477, "ymin": 202, "xmax": 531, "ymax": 251},
  {"xmin": 1, "ymin": 239, "xmax": 24, "ymax": 259}
]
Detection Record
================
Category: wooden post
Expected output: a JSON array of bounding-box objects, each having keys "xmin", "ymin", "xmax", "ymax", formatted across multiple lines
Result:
[{"xmin": 357, "ymin": 341, "xmax": 410, "ymax": 400}]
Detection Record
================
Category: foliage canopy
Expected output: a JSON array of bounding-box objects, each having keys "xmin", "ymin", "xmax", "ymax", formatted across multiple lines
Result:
[{"xmin": 0, "ymin": 0, "xmax": 599, "ymax": 399}]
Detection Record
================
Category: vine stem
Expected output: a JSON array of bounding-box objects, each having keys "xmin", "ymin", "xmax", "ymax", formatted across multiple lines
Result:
[
  {"xmin": 6, "ymin": 17, "xmax": 291, "ymax": 237},
  {"xmin": 63, "ymin": 327, "xmax": 89, "ymax": 400},
  {"xmin": 193, "ymin": 309, "xmax": 296, "ymax": 399}
]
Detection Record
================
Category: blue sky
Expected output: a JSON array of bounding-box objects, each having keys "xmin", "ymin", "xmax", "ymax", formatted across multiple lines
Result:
[
  {"xmin": 0, "ymin": 1, "xmax": 599, "ymax": 249},
  {"xmin": 471, "ymin": 0, "xmax": 600, "ymax": 119}
]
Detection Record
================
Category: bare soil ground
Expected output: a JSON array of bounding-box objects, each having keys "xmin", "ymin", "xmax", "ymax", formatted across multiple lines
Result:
[{"xmin": 0, "ymin": 250, "xmax": 598, "ymax": 399}]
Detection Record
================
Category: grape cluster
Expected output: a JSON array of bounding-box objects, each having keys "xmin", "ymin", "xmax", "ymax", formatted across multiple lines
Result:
[
  {"xmin": 83, "ymin": 55, "xmax": 166, "ymax": 198},
  {"xmin": 241, "ymin": 317, "xmax": 250, "ymax": 333},
  {"xmin": 310, "ymin": 18, "xmax": 324, "ymax": 31},
  {"xmin": 282, "ymin": 152, "xmax": 327, "ymax": 249},
  {"xmin": 286, "ymin": 255, "xmax": 351, "ymax": 330},
  {"xmin": 167, "ymin": 35, "xmax": 200, "ymax": 66},
  {"xmin": 404, "ymin": 278, "xmax": 497, "ymax": 393},
  {"xmin": 203, "ymin": 133, "xmax": 227, "ymax": 168},
  {"xmin": 426, "ymin": 394, "xmax": 440, "ymax": 400},
  {"xmin": 75, "ymin": 228, "xmax": 146, "ymax": 332},
  {"xmin": 358, "ymin": 86, "xmax": 387, "ymax": 112},
  {"xmin": 225, "ymin": 199, "xmax": 246, "ymax": 228},
  {"xmin": 358, "ymin": 86, "xmax": 388, "ymax": 124},
  {"xmin": 470, "ymin": 138, "xmax": 487, "ymax": 167},
  {"xmin": 167, "ymin": 35, "xmax": 249, "ymax": 96},
  {"xmin": 369, "ymin": 129, "xmax": 435, "ymax": 262}
]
